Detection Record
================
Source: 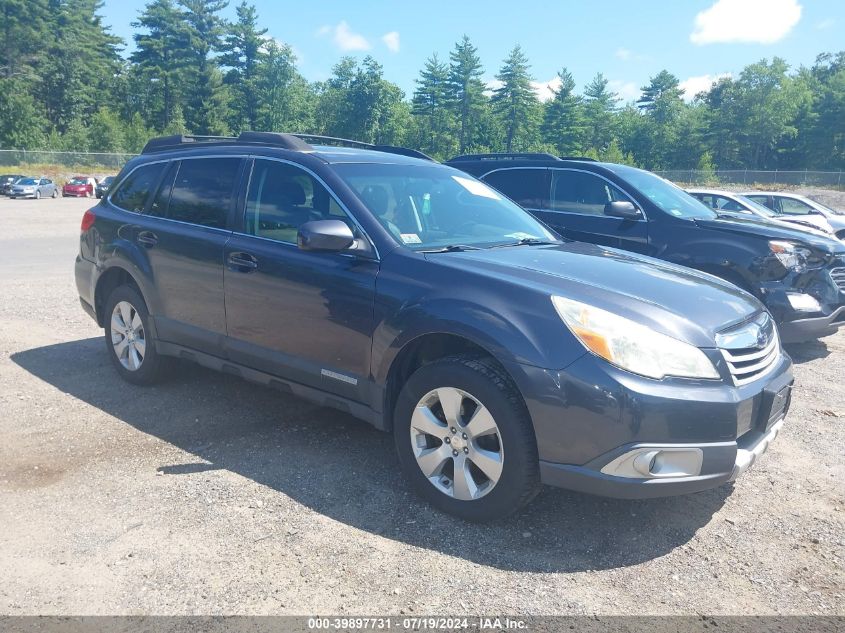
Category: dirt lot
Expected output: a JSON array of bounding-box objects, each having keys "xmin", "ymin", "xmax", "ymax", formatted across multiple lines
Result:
[{"xmin": 0, "ymin": 196, "xmax": 843, "ymax": 616}]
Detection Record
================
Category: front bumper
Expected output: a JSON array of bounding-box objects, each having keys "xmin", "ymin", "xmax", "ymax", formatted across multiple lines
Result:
[
  {"xmin": 10, "ymin": 191, "xmax": 36, "ymax": 198},
  {"xmin": 505, "ymin": 348, "xmax": 793, "ymax": 499},
  {"xmin": 760, "ymin": 263, "xmax": 845, "ymax": 342}
]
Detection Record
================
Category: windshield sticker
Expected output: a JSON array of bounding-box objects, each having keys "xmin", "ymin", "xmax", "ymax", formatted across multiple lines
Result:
[
  {"xmin": 451, "ymin": 176, "xmax": 502, "ymax": 200},
  {"xmin": 506, "ymin": 232, "xmax": 536, "ymax": 241},
  {"xmin": 400, "ymin": 233, "xmax": 422, "ymax": 244}
]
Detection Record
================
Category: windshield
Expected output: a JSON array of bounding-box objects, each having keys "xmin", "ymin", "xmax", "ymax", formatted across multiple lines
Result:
[
  {"xmin": 18, "ymin": 178, "xmax": 37, "ymax": 185},
  {"xmin": 608, "ymin": 165, "xmax": 716, "ymax": 220},
  {"xmin": 334, "ymin": 163, "xmax": 557, "ymax": 251},
  {"xmin": 102, "ymin": 176, "xmax": 114, "ymax": 184},
  {"xmin": 69, "ymin": 178, "xmax": 88, "ymax": 185}
]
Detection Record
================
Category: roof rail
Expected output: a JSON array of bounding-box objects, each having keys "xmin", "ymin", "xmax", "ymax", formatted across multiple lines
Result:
[
  {"xmin": 447, "ymin": 153, "xmax": 561, "ymax": 163},
  {"xmin": 141, "ymin": 131, "xmax": 434, "ymax": 162},
  {"xmin": 291, "ymin": 134, "xmax": 435, "ymax": 162},
  {"xmin": 142, "ymin": 132, "xmax": 310, "ymax": 154},
  {"xmin": 559, "ymin": 156, "xmax": 598, "ymax": 162}
]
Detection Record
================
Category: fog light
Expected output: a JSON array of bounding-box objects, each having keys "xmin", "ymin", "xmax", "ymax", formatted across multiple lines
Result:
[
  {"xmin": 601, "ymin": 447, "xmax": 704, "ymax": 479},
  {"xmin": 786, "ymin": 293, "xmax": 821, "ymax": 312}
]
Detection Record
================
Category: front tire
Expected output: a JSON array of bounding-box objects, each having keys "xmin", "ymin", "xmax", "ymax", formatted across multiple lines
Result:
[
  {"xmin": 393, "ymin": 355, "xmax": 540, "ymax": 522},
  {"xmin": 35, "ymin": 190, "xmax": 41, "ymax": 200},
  {"xmin": 104, "ymin": 285, "xmax": 170, "ymax": 385}
]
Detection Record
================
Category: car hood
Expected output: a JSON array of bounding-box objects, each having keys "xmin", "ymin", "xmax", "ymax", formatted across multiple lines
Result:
[
  {"xmin": 432, "ymin": 242, "xmax": 764, "ymax": 348},
  {"xmin": 694, "ymin": 214, "xmax": 844, "ymax": 254}
]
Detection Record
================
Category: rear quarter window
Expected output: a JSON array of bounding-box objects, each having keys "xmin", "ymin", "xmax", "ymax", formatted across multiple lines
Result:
[{"xmin": 110, "ymin": 163, "xmax": 166, "ymax": 213}]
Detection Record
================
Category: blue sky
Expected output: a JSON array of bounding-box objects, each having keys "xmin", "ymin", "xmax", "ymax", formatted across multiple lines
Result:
[{"xmin": 100, "ymin": 0, "xmax": 845, "ymax": 102}]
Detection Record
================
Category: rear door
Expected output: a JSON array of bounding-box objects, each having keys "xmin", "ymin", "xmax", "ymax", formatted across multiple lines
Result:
[
  {"xmin": 542, "ymin": 168, "xmax": 648, "ymax": 252},
  {"xmin": 222, "ymin": 158, "xmax": 378, "ymax": 402},
  {"xmin": 127, "ymin": 156, "xmax": 243, "ymax": 356}
]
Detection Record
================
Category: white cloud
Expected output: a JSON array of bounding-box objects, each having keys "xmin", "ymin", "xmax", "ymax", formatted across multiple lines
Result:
[
  {"xmin": 532, "ymin": 76, "xmax": 562, "ymax": 102},
  {"xmin": 381, "ymin": 31, "xmax": 400, "ymax": 53},
  {"xmin": 690, "ymin": 0, "xmax": 802, "ymax": 45},
  {"xmin": 679, "ymin": 73, "xmax": 732, "ymax": 101},
  {"xmin": 608, "ymin": 80, "xmax": 640, "ymax": 103},
  {"xmin": 816, "ymin": 18, "xmax": 835, "ymax": 30},
  {"xmin": 615, "ymin": 48, "xmax": 632, "ymax": 61},
  {"xmin": 317, "ymin": 20, "xmax": 370, "ymax": 52}
]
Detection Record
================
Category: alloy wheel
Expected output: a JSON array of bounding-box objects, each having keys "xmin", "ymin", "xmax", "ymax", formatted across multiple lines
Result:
[
  {"xmin": 410, "ymin": 387, "xmax": 504, "ymax": 500},
  {"xmin": 110, "ymin": 301, "xmax": 146, "ymax": 371}
]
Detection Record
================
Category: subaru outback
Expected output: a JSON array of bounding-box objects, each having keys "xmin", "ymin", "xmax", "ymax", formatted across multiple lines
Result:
[{"xmin": 75, "ymin": 133, "xmax": 794, "ymax": 521}]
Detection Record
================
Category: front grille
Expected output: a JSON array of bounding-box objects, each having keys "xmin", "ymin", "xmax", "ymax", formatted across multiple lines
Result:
[
  {"xmin": 831, "ymin": 267, "xmax": 845, "ymax": 292},
  {"xmin": 717, "ymin": 314, "xmax": 781, "ymax": 386}
]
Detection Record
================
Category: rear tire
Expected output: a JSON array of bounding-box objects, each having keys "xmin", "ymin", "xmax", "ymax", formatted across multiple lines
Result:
[
  {"xmin": 51, "ymin": 188, "xmax": 58, "ymax": 198},
  {"xmin": 104, "ymin": 285, "xmax": 171, "ymax": 385},
  {"xmin": 393, "ymin": 355, "xmax": 540, "ymax": 522}
]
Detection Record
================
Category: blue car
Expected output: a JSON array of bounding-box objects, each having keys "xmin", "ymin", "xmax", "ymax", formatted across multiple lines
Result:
[{"xmin": 75, "ymin": 133, "xmax": 793, "ymax": 520}]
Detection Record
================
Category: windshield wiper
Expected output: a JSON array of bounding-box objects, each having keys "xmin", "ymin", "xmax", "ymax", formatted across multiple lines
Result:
[
  {"xmin": 490, "ymin": 237, "xmax": 556, "ymax": 249},
  {"xmin": 420, "ymin": 244, "xmax": 483, "ymax": 253}
]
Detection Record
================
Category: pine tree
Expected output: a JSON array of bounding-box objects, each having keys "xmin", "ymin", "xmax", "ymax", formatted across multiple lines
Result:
[
  {"xmin": 178, "ymin": 0, "xmax": 230, "ymax": 134},
  {"xmin": 131, "ymin": 0, "xmax": 189, "ymax": 130},
  {"xmin": 411, "ymin": 54, "xmax": 455, "ymax": 158},
  {"xmin": 446, "ymin": 36, "xmax": 486, "ymax": 153},
  {"xmin": 39, "ymin": 0, "xmax": 123, "ymax": 131},
  {"xmin": 491, "ymin": 45, "xmax": 538, "ymax": 152},
  {"xmin": 0, "ymin": 0, "xmax": 51, "ymax": 80},
  {"xmin": 220, "ymin": 1, "xmax": 267, "ymax": 132},
  {"xmin": 582, "ymin": 73, "xmax": 619, "ymax": 153},
  {"xmin": 541, "ymin": 68, "xmax": 585, "ymax": 155}
]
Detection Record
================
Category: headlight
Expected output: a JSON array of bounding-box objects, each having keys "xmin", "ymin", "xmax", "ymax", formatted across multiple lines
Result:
[
  {"xmin": 551, "ymin": 296, "xmax": 720, "ymax": 380},
  {"xmin": 769, "ymin": 240, "xmax": 811, "ymax": 271}
]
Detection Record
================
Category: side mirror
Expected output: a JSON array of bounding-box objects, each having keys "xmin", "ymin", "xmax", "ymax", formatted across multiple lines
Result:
[
  {"xmin": 604, "ymin": 200, "xmax": 642, "ymax": 220},
  {"xmin": 297, "ymin": 219, "xmax": 355, "ymax": 252}
]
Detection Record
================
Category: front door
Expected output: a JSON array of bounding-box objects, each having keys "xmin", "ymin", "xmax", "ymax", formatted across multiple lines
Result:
[
  {"xmin": 538, "ymin": 168, "xmax": 649, "ymax": 252},
  {"xmin": 223, "ymin": 158, "xmax": 378, "ymax": 403}
]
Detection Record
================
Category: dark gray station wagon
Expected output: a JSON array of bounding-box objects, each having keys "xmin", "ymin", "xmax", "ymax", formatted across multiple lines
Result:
[{"xmin": 75, "ymin": 133, "xmax": 793, "ymax": 520}]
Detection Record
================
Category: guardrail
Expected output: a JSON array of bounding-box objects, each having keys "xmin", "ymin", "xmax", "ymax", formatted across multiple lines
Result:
[{"xmin": 656, "ymin": 169, "xmax": 845, "ymax": 190}]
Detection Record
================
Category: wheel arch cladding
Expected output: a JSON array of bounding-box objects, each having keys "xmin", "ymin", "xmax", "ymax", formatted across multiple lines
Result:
[{"xmin": 94, "ymin": 265, "xmax": 147, "ymax": 327}]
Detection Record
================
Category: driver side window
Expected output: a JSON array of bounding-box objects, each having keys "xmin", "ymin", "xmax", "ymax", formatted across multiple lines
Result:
[
  {"xmin": 777, "ymin": 197, "xmax": 814, "ymax": 216},
  {"xmin": 550, "ymin": 170, "xmax": 630, "ymax": 216}
]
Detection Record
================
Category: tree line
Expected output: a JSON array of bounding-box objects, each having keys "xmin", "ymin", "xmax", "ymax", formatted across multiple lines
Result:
[{"xmin": 2, "ymin": 0, "xmax": 844, "ymax": 171}]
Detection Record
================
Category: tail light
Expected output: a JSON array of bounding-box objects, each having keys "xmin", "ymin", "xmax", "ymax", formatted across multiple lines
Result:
[{"xmin": 81, "ymin": 209, "xmax": 96, "ymax": 232}]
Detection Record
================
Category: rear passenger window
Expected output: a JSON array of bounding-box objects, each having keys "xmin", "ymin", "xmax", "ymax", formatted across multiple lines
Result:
[
  {"xmin": 550, "ymin": 170, "xmax": 630, "ymax": 216},
  {"xmin": 244, "ymin": 159, "xmax": 352, "ymax": 243},
  {"xmin": 110, "ymin": 163, "xmax": 166, "ymax": 213},
  {"xmin": 167, "ymin": 158, "xmax": 241, "ymax": 228},
  {"xmin": 482, "ymin": 169, "xmax": 548, "ymax": 209}
]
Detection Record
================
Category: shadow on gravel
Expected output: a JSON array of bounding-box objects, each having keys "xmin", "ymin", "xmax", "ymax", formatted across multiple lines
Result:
[
  {"xmin": 784, "ymin": 340, "xmax": 831, "ymax": 364},
  {"xmin": 13, "ymin": 337, "xmax": 730, "ymax": 573}
]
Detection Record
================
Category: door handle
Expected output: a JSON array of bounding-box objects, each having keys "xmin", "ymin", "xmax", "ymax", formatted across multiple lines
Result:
[
  {"xmin": 137, "ymin": 230, "xmax": 158, "ymax": 247},
  {"xmin": 227, "ymin": 252, "xmax": 258, "ymax": 272}
]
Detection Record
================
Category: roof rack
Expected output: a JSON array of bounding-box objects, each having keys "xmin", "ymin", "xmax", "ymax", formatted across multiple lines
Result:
[
  {"xmin": 142, "ymin": 132, "xmax": 311, "ymax": 154},
  {"xmin": 448, "ymin": 153, "xmax": 562, "ymax": 162},
  {"xmin": 559, "ymin": 156, "xmax": 598, "ymax": 162},
  {"xmin": 290, "ymin": 134, "xmax": 435, "ymax": 161},
  {"xmin": 141, "ymin": 131, "xmax": 435, "ymax": 162}
]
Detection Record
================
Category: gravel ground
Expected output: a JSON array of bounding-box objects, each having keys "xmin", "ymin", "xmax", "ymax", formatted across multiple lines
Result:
[{"xmin": 0, "ymin": 196, "xmax": 843, "ymax": 616}]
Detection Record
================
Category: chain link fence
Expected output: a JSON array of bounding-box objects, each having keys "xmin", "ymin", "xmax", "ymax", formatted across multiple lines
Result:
[
  {"xmin": 656, "ymin": 169, "xmax": 845, "ymax": 190},
  {"xmin": 0, "ymin": 149, "xmax": 135, "ymax": 169}
]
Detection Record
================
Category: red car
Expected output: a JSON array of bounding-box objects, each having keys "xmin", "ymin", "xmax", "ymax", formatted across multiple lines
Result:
[{"xmin": 63, "ymin": 176, "xmax": 97, "ymax": 197}]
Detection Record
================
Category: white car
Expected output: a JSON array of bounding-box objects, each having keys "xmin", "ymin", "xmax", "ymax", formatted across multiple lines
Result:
[
  {"xmin": 741, "ymin": 192, "xmax": 845, "ymax": 240},
  {"xmin": 686, "ymin": 188, "xmax": 837, "ymax": 239}
]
